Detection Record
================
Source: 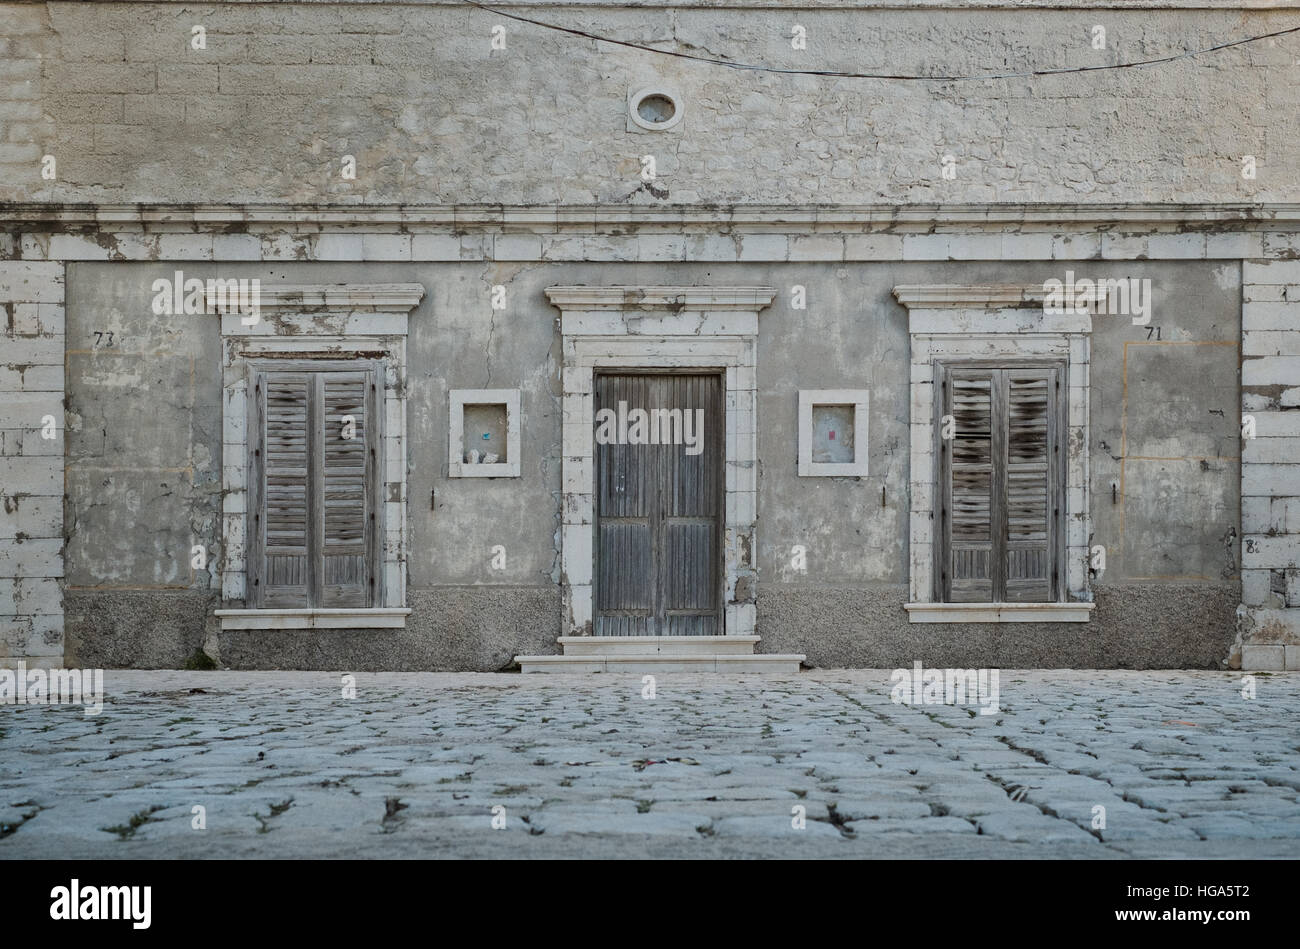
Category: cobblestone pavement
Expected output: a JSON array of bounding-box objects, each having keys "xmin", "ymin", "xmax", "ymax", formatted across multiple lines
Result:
[{"xmin": 2, "ymin": 670, "xmax": 1298, "ymax": 859}]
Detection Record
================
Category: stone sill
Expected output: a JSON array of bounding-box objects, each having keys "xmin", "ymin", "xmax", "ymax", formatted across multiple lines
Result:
[
  {"xmin": 215, "ymin": 609, "xmax": 411, "ymax": 630},
  {"xmin": 557, "ymin": 635, "xmax": 761, "ymax": 642},
  {"xmin": 0, "ymin": 657, "xmax": 65, "ymax": 670},
  {"xmin": 447, "ymin": 462, "xmax": 520, "ymax": 478},
  {"xmin": 545, "ymin": 286, "xmax": 777, "ymax": 310},
  {"xmin": 905, "ymin": 602, "xmax": 1095, "ymax": 623}
]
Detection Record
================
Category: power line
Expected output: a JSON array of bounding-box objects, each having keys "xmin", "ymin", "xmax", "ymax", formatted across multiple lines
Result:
[{"xmin": 463, "ymin": 1, "xmax": 1300, "ymax": 82}]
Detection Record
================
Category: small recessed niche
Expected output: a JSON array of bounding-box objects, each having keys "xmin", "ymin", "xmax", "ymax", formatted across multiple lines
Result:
[
  {"xmin": 812, "ymin": 405, "xmax": 855, "ymax": 464},
  {"xmin": 799, "ymin": 389, "xmax": 869, "ymax": 477},
  {"xmin": 463, "ymin": 404, "xmax": 508, "ymax": 463},
  {"xmin": 629, "ymin": 87, "xmax": 683, "ymax": 131},
  {"xmin": 449, "ymin": 388, "xmax": 520, "ymax": 478}
]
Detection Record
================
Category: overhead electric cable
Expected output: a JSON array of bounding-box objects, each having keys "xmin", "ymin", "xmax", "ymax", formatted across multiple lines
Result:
[{"xmin": 464, "ymin": 1, "xmax": 1300, "ymax": 81}]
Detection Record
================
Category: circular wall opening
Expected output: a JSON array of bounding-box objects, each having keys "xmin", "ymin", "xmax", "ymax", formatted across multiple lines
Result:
[
  {"xmin": 629, "ymin": 88, "xmax": 683, "ymax": 131},
  {"xmin": 637, "ymin": 94, "xmax": 675, "ymax": 125}
]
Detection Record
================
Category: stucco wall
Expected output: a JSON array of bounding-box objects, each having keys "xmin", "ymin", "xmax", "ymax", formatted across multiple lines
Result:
[
  {"xmin": 60, "ymin": 257, "xmax": 1240, "ymax": 668},
  {"xmin": 1, "ymin": 2, "xmax": 1296, "ymax": 205}
]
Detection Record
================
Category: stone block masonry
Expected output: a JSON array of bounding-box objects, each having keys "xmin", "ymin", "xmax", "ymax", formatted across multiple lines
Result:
[
  {"xmin": 1239, "ymin": 260, "xmax": 1300, "ymax": 670},
  {"xmin": 0, "ymin": 3, "xmax": 1297, "ymax": 206},
  {"xmin": 0, "ymin": 260, "xmax": 64, "ymax": 668}
]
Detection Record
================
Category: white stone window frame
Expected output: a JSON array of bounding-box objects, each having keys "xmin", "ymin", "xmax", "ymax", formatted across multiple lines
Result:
[
  {"xmin": 798, "ymin": 389, "xmax": 870, "ymax": 477},
  {"xmin": 546, "ymin": 286, "xmax": 775, "ymax": 639},
  {"xmin": 212, "ymin": 284, "xmax": 424, "ymax": 631},
  {"xmin": 448, "ymin": 388, "xmax": 521, "ymax": 478},
  {"xmin": 895, "ymin": 285, "xmax": 1095, "ymax": 624}
]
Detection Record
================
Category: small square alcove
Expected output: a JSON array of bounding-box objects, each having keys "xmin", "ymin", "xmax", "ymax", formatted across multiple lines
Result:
[
  {"xmin": 449, "ymin": 388, "xmax": 520, "ymax": 477},
  {"xmin": 798, "ymin": 389, "xmax": 869, "ymax": 477}
]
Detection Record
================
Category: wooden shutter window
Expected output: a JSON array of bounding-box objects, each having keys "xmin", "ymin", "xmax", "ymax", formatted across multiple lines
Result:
[
  {"xmin": 1003, "ymin": 371, "xmax": 1054, "ymax": 602},
  {"xmin": 251, "ymin": 365, "xmax": 378, "ymax": 610},
  {"xmin": 319, "ymin": 373, "xmax": 373, "ymax": 607},
  {"xmin": 260, "ymin": 374, "xmax": 311, "ymax": 608},
  {"xmin": 940, "ymin": 364, "xmax": 1062, "ymax": 604},
  {"xmin": 947, "ymin": 372, "xmax": 995, "ymax": 603}
]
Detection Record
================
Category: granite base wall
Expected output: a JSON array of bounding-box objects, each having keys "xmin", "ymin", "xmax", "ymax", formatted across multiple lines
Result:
[
  {"xmin": 757, "ymin": 584, "xmax": 1240, "ymax": 669},
  {"xmin": 64, "ymin": 582, "xmax": 1237, "ymax": 670}
]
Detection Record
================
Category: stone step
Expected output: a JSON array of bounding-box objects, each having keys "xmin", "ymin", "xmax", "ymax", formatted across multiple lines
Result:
[
  {"xmin": 515, "ymin": 653, "xmax": 806, "ymax": 674},
  {"xmin": 557, "ymin": 635, "xmax": 760, "ymax": 657}
]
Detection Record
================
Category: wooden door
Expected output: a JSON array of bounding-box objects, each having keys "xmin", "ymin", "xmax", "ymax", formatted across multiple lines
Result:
[{"xmin": 594, "ymin": 373, "xmax": 723, "ymax": 636}]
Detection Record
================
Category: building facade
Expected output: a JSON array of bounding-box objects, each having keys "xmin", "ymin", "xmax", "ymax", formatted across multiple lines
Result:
[{"xmin": 1, "ymin": 1, "xmax": 1298, "ymax": 671}]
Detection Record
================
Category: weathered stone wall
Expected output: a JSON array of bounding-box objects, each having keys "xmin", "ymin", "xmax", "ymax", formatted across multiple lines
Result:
[
  {"xmin": 0, "ymin": 2, "xmax": 1297, "ymax": 205},
  {"xmin": 1238, "ymin": 259, "xmax": 1300, "ymax": 671},
  {"xmin": 2, "ymin": 0, "xmax": 1295, "ymax": 670},
  {"xmin": 54, "ymin": 255, "xmax": 1241, "ymax": 668},
  {"xmin": 0, "ymin": 260, "xmax": 64, "ymax": 667}
]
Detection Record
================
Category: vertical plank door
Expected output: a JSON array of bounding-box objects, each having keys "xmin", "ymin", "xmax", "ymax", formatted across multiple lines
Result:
[{"xmin": 594, "ymin": 373, "xmax": 723, "ymax": 635}]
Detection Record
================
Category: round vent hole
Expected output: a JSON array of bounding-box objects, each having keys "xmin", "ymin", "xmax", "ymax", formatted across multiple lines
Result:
[{"xmin": 636, "ymin": 94, "xmax": 676, "ymax": 125}]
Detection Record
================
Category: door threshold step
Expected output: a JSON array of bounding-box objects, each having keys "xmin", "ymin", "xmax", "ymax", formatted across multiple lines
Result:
[
  {"xmin": 557, "ymin": 635, "xmax": 760, "ymax": 656},
  {"xmin": 515, "ymin": 654, "xmax": 805, "ymax": 674}
]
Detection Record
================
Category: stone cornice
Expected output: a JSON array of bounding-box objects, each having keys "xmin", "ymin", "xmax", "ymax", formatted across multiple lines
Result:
[
  {"xmin": 38, "ymin": 1, "xmax": 1293, "ymax": 8},
  {"xmin": 893, "ymin": 284, "xmax": 1050, "ymax": 308},
  {"xmin": 204, "ymin": 282, "xmax": 426, "ymax": 312},
  {"xmin": 897, "ymin": 285, "xmax": 1094, "ymax": 334},
  {"xmin": 545, "ymin": 286, "xmax": 777, "ymax": 309},
  {"xmin": 4, "ymin": 203, "xmax": 1300, "ymax": 235}
]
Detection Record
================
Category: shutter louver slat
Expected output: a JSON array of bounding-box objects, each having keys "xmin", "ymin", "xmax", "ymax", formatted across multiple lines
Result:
[
  {"xmin": 947, "ymin": 373, "xmax": 995, "ymax": 602},
  {"xmin": 320, "ymin": 373, "xmax": 371, "ymax": 607},
  {"xmin": 261, "ymin": 375, "xmax": 311, "ymax": 608},
  {"xmin": 1004, "ymin": 372, "xmax": 1054, "ymax": 602}
]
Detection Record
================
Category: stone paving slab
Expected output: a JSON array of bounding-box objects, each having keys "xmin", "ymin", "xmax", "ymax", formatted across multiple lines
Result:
[{"xmin": 0, "ymin": 669, "xmax": 1297, "ymax": 859}]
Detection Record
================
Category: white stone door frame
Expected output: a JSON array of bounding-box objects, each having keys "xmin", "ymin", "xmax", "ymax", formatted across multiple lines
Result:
[
  {"xmin": 894, "ymin": 285, "xmax": 1095, "ymax": 623},
  {"xmin": 546, "ymin": 286, "xmax": 775, "ymax": 637}
]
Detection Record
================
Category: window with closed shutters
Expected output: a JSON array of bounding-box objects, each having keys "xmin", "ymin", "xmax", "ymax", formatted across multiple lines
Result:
[
  {"xmin": 248, "ymin": 365, "xmax": 379, "ymax": 609},
  {"xmin": 938, "ymin": 363, "xmax": 1065, "ymax": 604}
]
